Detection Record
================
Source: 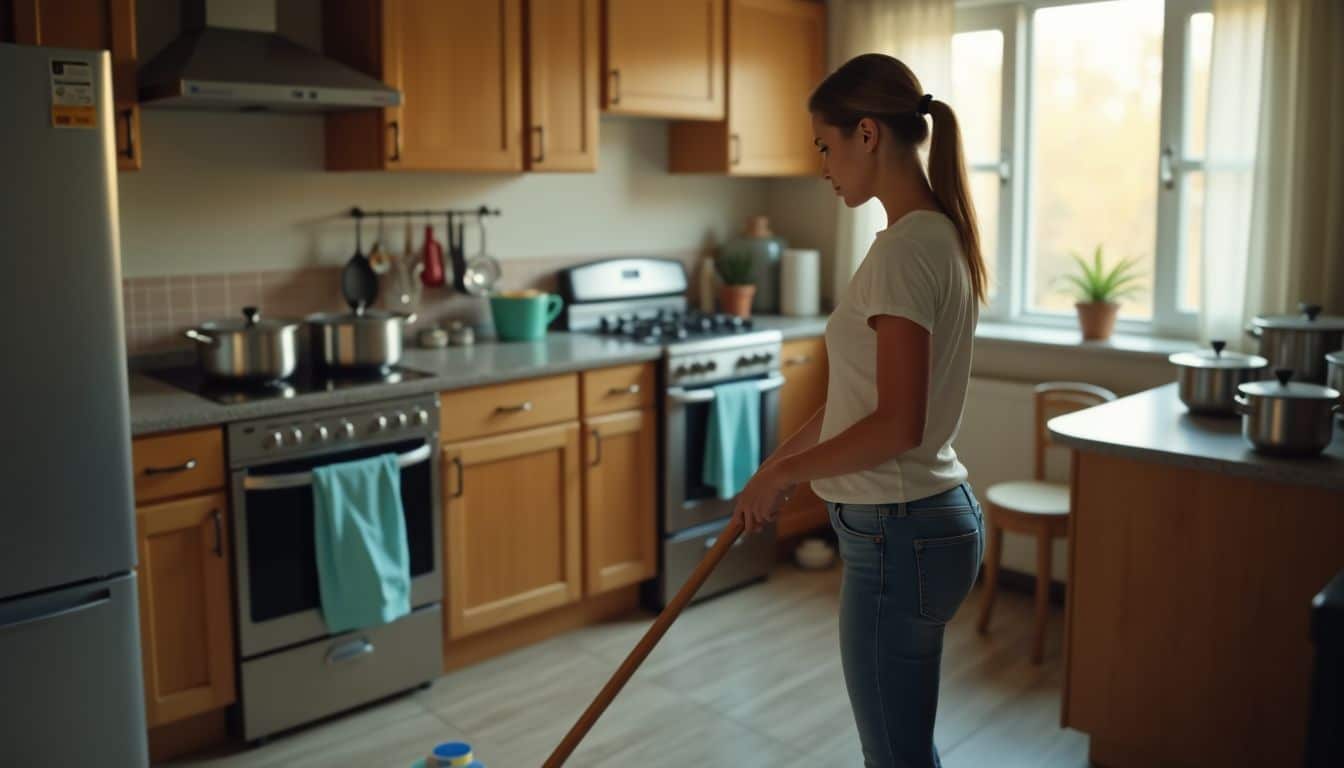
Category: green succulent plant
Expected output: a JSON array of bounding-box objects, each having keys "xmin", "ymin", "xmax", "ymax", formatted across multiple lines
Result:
[
  {"xmin": 1056, "ymin": 244, "xmax": 1145, "ymax": 304},
  {"xmin": 716, "ymin": 251, "xmax": 756, "ymax": 286}
]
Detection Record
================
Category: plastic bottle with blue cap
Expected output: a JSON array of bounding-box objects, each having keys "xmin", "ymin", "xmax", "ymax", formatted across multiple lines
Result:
[{"xmin": 410, "ymin": 740, "xmax": 484, "ymax": 768}]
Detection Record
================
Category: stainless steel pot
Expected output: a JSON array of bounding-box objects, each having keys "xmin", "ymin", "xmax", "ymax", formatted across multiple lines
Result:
[
  {"xmin": 307, "ymin": 308, "xmax": 415, "ymax": 369},
  {"xmin": 1246, "ymin": 303, "xmax": 1344, "ymax": 384},
  {"xmin": 1329, "ymin": 350, "xmax": 1344, "ymax": 421},
  {"xmin": 184, "ymin": 307, "xmax": 300, "ymax": 381},
  {"xmin": 1233, "ymin": 369, "xmax": 1341, "ymax": 456},
  {"xmin": 1169, "ymin": 340, "xmax": 1269, "ymax": 416}
]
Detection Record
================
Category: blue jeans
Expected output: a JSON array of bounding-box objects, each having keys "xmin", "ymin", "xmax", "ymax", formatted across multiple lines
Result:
[{"xmin": 826, "ymin": 483, "xmax": 984, "ymax": 768}]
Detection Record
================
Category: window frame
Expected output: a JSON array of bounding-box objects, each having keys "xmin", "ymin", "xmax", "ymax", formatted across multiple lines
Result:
[{"xmin": 954, "ymin": 0, "xmax": 1213, "ymax": 338}]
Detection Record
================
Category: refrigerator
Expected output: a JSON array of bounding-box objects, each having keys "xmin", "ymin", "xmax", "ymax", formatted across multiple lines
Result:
[{"xmin": 0, "ymin": 43, "xmax": 149, "ymax": 765}]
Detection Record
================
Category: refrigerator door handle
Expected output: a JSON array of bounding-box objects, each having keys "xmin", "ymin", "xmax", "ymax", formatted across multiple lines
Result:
[{"xmin": 0, "ymin": 589, "xmax": 110, "ymax": 634}]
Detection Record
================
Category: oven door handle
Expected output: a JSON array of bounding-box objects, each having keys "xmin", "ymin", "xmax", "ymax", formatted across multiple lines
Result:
[
  {"xmin": 242, "ymin": 444, "xmax": 433, "ymax": 491},
  {"xmin": 666, "ymin": 374, "xmax": 786, "ymax": 404}
]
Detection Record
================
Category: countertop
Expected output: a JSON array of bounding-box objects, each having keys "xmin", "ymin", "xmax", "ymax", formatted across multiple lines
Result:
[
  {"xmin": 128, "ymin": 315, "xmax": 832, "ymax": 437},
  {"xmin": 1048, "ymin": 382, "xmax": 1344, "ymax": 491}
]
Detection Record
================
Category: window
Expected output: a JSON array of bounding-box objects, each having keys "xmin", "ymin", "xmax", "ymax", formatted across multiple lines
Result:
[{"xmin": 954, "ymin": 0, "xmax": 1214, "ymax": 336}]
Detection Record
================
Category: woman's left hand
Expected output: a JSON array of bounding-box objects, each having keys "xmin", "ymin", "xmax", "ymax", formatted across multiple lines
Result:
[{"xmin": 731, "ymin": 462, "xmax": 793, "ymax": 535}]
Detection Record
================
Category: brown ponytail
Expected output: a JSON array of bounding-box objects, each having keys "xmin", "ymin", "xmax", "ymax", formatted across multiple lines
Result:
[{"xmin": 809, "ymin": 54, "xmax": 989, "ymax": 304}]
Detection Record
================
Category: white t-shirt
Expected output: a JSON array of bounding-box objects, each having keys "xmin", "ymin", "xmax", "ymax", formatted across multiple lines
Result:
[{"xmin": 810, "ymin": 210, "xmax": 978, "ymax": 504}]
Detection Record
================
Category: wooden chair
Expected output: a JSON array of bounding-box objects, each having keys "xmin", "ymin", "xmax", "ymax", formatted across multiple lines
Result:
[{"xmin": 976, "ymin": 381, "xmax": 1117, "ymax": 664}]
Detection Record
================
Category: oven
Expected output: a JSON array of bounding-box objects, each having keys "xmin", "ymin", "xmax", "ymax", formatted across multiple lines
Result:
[
  {"xmin": 226, "ymin": 393, "xmax": 443, "ymax": 742},
  {"xmin": 652, "ymin": 336, "xmax": 785, "ymax": 608}
]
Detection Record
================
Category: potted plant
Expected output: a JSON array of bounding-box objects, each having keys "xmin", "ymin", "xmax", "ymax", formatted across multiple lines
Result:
[
  {"xmin": 1056, "ymin": 245, "xmax": 1144, "ymax": 341},
  {"xmin": 716, "ymin": 251, "xmax": 757, "ymax": 318}
]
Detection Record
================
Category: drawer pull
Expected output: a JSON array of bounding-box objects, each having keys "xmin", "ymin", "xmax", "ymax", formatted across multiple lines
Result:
[
  {"xmin": 589, "ymin": 429, "xmax": 602, "ymax": 467},
  {"xmin": 325, "ymin": 638, "xmax": 374, "ymax": 665},
  {"xmin": 607, "ymin": 384, "xmax": 640, "ymax": 396},
  {"xmin": 144, "ymin": 458, "xmax": 198, "ymax": 475},
  {"xmin": 451, "ymin": 456, "xmax": 465, "ymax": 498},
  {"xmin": 495, "ymin": 401, "xmax": 534, "ymax": 414},
  {"xmin": 784, "ymin": 355, "xmax": 812, "ymax": 367}
]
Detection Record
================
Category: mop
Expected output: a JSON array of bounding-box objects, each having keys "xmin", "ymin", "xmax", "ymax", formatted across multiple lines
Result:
[{"xmin": 541, "ymin": 515, "xmax": 749, "ymax": 767}]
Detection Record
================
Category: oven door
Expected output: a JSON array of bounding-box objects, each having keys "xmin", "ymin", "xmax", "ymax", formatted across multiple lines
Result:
[
  {"xmin": 232, "ymin": 437, "xmax": 442, "ymax": 659},
  {"xmin": 663, "ymin": 373, "xmax": 783, "ymax": 533}
]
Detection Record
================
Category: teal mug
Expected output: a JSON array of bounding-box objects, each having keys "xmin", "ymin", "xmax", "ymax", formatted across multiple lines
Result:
[{"xmin": 489, "ymin": 291, "xmax": 564, "ymax": 341}]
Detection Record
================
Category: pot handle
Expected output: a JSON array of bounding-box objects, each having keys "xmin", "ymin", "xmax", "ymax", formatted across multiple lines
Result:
[
  {"xmin": 184, "ymin": 329, "xmax": 215, "ymax": 345},
  {"xmin": 1233, "ymin": 394, "xmax": 1252, "ymax": 416},
  {"xmin": 1244, "ymin": 324, "xmax": 1262, "ymax": 339}
]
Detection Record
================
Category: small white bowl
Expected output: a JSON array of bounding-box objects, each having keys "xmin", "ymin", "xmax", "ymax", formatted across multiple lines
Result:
[{"xmin": 794, "ymin": 541, "xmax": 835, "ymax": 570}]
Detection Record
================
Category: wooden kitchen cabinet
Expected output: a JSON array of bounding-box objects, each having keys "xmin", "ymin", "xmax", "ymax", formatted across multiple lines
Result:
[
  {"xmin": 7, "ymin": 0, "xmax": 141, "ymax": 169},
  {"xmin": 669, "ymin": 0, "xmax": 824, "ymax": 176},
  {"xmin": 135, "ymin": 493, "xmax": 235, "ymax": 728},
  {"xmin": 602, "ymin": 0, "xmax": 724, "ymax": 119},
  {"xmin": 775, "ymin": 336, "xmax": 828, "ymax": 537},
  {"xmin": 132, "ymin": 427, "xmax": 226, "ymax": 504},
  {"xmin": 525, "ymin": 0, "xmax": 599, "ymax": 171},
  {"xmin": 324, "ymin": 0, "xmax": 524, "ymax": 172},
  {"xmin": 442, "ymin": 421, "xmax": 583, "ymax": 639},
  {"xmin": 582, "ymin": 408, "xmax": 656, "ymax": 595}
]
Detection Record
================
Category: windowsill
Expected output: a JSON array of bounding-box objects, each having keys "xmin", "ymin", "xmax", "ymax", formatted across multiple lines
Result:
[{"xmin": 974, "ymin": 320, "xmax": 1201, "ymax": 360}]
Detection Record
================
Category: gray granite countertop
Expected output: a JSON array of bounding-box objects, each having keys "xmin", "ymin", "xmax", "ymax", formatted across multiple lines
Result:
[
  {"xmin": 1048, "ymin": 383, "xmax": 1344, "ymax": 491},
  {"xmin": 751, "ymin": 314, "xmax": 829, "ymax": 340},
  {"xmin": 130, "ymin": 333, "xmax": 662, "ymax": 436}
]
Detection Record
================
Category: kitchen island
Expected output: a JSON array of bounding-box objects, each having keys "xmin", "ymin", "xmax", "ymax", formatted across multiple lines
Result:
[{"xmin": 1048, "ymin": 383, "xmax": 1344, "ymax": 767}]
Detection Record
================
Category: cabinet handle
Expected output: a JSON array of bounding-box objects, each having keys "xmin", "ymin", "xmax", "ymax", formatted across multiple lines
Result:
[
  {"xmin": 495, "ymin": 401, "xmax": 534, "ymax": 414},
  {"xmin": 533, "ymin": 124, "xmax": 546, "ymax": 164},
  {"xmin": 1159, "ymin": 144, "xmax": 1175, "ymax": 190},
  {"xmin": 451, "ymin": 456, "xmax": 465, "ymax": 498},
  {"xmin": 120, "ymin": 108, "xmax": 135, "ymax": 160},
  {"xmin": 730, "ymin": 133, "xmax": 741, "ymax": 166},
  {"xmin": 211, "ymin": 510, "xmax": 223, "ymax": 558},
  {"xmin": 144, "ymin": 458, "xmax": 198, "ymax": 475},
  {"xmin": 589, "ymin": 429, "xmax": 602, "ymax": 467},
  {"xmin": 607, "ymin": 384, "xmax": 640, "ymax": 396},
  {"xmin": 784, "ymin": 355, "xmax": 811, "ymax": 367},
  {"xmin": 388, "ymin": 120, "xmax": 402, "ymax": 162},
  {"xmin": 609, "ymin": 68, "xmax": 621, "ymax": 105}
]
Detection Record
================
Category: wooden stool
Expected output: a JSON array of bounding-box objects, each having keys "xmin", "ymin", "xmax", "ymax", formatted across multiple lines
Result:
[{"xmin": 976, "ymin": 381, "xmax": 1116, "ymax": 664}]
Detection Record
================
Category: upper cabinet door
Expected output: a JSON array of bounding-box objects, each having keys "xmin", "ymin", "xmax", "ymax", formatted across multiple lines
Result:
[
  {"xmin": 525, "ymin": 0, "xmax": 599, "ymax": 171},
  {"xmin": 727, "ymin": 0, "xmax": 824, "ymax": 176},
  {"xmin": 384, "ymin": 0, "xmax": 523, "ymax": 171},
  {"xmin": 10, "ymin": 0, "xmax": 141, "ymax": 170},
  {"xmin": 603, "ymin": 0, "xmax": 724, "ymax": 119}
]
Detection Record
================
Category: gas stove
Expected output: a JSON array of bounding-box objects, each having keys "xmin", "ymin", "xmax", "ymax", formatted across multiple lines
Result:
[{"xmin": 593, "ymin": 308, "xmax": 757, "ymax": 345}]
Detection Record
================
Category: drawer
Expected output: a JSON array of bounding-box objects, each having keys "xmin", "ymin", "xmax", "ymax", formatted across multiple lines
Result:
[
  {"xmin": 439, "ymin": 373, "xmax": 579, "ymax": 442},
  {"xmin": 132, "ymin": 428, "xmax": 226, "ymax": 504},
  {"xmin": 239, "ymin": 603, "xmax": 442, "ymax": 741},
  {"xmin": 581, "ymin": 363, "xmax": 655, "ymax": 416}
]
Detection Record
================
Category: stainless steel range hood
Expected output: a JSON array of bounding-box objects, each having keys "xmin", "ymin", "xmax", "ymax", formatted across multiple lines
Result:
[{"xmin": 138, "ymin": 0, "xmax": 400, "ymax": 112}]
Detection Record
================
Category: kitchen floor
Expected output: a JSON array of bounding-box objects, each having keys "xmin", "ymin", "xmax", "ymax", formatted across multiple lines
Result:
[{"xmin": 169, "ymin": 566, "xmax": 1087, "ymax": 768}]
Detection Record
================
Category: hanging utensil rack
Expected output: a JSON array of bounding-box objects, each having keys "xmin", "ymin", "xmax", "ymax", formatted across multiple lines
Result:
[{"xmin": 348, "ymin": 205, "xmax": 501, "ymax": 295}]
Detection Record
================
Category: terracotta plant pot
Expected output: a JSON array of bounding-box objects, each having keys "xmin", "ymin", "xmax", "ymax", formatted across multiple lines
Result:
[
  {"xmin": 719, "ymin": 285, "xmax": 757, "ymax": 318},
  {"xmin": 1075, "ymin": 301, "xmax": 1119, "ymax": 341}
]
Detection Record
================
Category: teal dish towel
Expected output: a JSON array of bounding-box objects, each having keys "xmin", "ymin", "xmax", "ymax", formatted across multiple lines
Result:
[
  {"xmin": 702, "ymin": 380, "xmax": 762, "ymax": 500},
  {"xmin": 313, "ymin": 453, "xmax": 411, "ymax": 634}
]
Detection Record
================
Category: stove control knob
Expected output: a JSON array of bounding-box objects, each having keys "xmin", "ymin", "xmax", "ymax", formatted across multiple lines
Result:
[
  {"xmin": 674, "ymin": 364, "xmax": 689, "ymax": 377},
  {"xmin": 339, "ymin": 420, "xmax": 356, "ymax": 439},
  {"xmin": 266, "ymin": 431, "xmax": 284, "ymax": 449},
  {"xmin": 705, "ymin": 360, "xmax": 718, "ymax": 372},
  {"xmin": 690, "ymin": 362, "xmax": 707, "ymax": 374},
  {"xmin": 414, "ymin": 409, "xmax": 431, "ymax": 426},
  {"xmin": 371, "ymin": 414, "xmax": 388, "ymax": 432},
  {"xmin": 314, "ymin": 424, "xmax": 330, "ymax": 441},
  {"xmin": 394, "ymin": 411, "xmax": 409, "ymax": 429},
  {"xmin": 735, "ymin": 356, "xmax": 749, "ymax": 368},
  {"xmin": 290, "ymin": 427, "xmax": 304, "ymax": 445}
]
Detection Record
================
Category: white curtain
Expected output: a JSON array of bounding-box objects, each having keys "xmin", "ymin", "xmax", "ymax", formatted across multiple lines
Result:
[
  {"xmin": 1201, "ymin": 0, "xmax": 1344, "ymax": 346},
  {"xmin": 830, "ymin": 0, "xmax": 954, "ymax": 296}
]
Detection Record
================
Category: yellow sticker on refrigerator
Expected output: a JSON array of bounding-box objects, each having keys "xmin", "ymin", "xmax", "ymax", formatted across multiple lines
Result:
[{"xmin": 50, "ymin": 59, "xmax": 96, "ymax": 128}]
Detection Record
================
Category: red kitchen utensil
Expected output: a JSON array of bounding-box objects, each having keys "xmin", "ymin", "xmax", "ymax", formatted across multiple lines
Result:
[{"xmin": 420, "ymin": 223, "xmax": 445, "ymax": 287}]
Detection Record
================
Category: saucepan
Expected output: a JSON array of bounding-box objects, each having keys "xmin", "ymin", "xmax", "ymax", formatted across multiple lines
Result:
[{"xmin": 184, "ymin": 307, "xmax": 301, "ymax": 381}]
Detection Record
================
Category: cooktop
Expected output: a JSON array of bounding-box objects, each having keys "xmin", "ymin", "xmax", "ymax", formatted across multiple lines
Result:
[{"xmin": 147, "ymin": 364, "xmax": 434, "ymax": 405}]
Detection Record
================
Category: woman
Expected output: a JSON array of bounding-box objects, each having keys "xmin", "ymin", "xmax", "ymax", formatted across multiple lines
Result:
[{"xmin": 730, "ymin": 53, "xmax": 988, "ymax": 768}]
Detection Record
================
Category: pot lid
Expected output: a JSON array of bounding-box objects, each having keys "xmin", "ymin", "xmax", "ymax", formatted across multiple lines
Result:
[
  {"xmin": 306, "ymin": 309, "xmax": 412, "ymax": 324},
  {"xmin": 198, "ymin": 306, "xmax": 300, "ymax": 332},
  {"xmin": 1251, "ymin": 303, "xmax": 1344, "ymax": 331},
  {"xmin": 1238, "ymin": 369, "xmax": 1341, "ymax": 400},
  {"xmin": 1328, "ymin": 349, "xmax": 1344, "ymax": 364},
  {"xmin": 1169, "ymin": 340, "xmax": 1267, "ymax": 369}
]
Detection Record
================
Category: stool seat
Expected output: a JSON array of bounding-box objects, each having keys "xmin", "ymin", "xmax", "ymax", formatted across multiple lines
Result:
[{"xmin": 985, "ymin": 481, "xmax": 1070, "ymax": 517}]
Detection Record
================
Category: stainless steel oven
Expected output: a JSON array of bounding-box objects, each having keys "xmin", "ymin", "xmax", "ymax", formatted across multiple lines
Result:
[
  {"xmin": 653, "ymin": 334, "xmax": 785, "ymax": 608},
  {"xmin": 226, "ymin": 393, "xmax": 443, "ymax": 742}
]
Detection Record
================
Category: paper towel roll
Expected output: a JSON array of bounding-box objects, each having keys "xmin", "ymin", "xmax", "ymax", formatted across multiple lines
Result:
[{"xmin": 780, "ymin": 248, "xmax": 821, "ymax": 316}]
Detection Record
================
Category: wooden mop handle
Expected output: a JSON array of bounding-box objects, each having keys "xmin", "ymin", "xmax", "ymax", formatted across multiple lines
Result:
[{"xmin": 542, "ymin": 516, "xmax": 747, "ymax": 767}]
